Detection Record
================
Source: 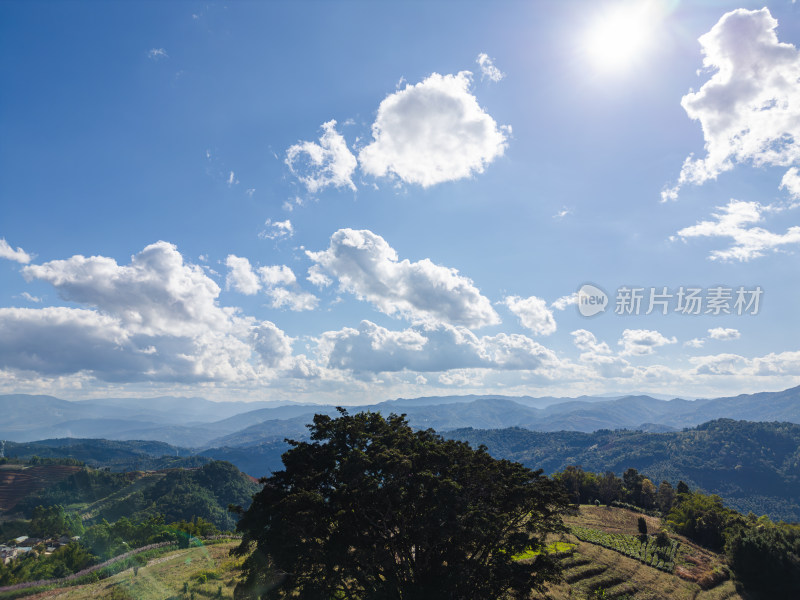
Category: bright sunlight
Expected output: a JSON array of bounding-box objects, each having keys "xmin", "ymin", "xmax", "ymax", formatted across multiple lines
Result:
[{"xmin": 585, "ymin": 2, "xmax": 659, "ymax": 72}]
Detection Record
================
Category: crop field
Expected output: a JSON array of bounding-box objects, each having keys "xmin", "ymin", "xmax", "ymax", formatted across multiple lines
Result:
[
  {"xmin": 13, "ymin": 542, "xmax": 241, "ymax": 600},
  {"xmin": 569, "ymin": 526, "xmax": 679, "ymax": 572}
]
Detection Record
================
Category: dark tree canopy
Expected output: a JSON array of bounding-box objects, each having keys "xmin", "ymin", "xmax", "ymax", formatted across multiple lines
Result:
[{"xmin": 233, "ymin": 409, "xmax": 568, "ymax": 600}]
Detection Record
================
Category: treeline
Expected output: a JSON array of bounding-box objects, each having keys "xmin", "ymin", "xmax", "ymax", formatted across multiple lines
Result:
[
  {"xmin": 552, "ymin": 465, "xmax": 800, "ymax": 596},
  {"xmin": 0, "ymin": 509, "xmax": 223, "ymax": 586},
  {"xmin": 448, "ymin": 419, "xmax": 800, "ymax": 521},
  {"xmin": 0, "ymin": 456, "xmax": 84, "ymax": 466},
  {"xmin": 2, "ymin": 438, "xmax": 207, "ymax": 472},
  {"xmin": 14, "ymin": 461, "xmax": 260, "ymax": 531}
]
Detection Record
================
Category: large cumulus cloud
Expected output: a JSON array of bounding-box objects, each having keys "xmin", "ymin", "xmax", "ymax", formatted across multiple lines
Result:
[{"xmin": 307, "ymin": 229, "xmax": 500, "ymax": 328}]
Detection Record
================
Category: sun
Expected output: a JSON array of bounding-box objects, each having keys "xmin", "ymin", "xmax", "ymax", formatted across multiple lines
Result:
[{"xmin": 585, "ymin": 3, "xmax": 657, "ymax": 72}]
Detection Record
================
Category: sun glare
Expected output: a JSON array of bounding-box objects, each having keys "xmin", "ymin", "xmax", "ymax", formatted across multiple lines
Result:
[{"xmin": 585, "ymin": 3, "xmax": 657, "ymax": 72}]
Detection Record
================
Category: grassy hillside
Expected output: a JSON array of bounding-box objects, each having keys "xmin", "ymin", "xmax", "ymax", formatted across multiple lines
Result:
[
  {"xmin": 542, "ymin": 505, "xmax": 742, "ymax": 600},
  {"xmin": 6, "ymin": 507, "xmax": 745, "ymax": 600},
  {"xmin": 5, "ymin": 541, "xmax": 242, "ymax": 600}
]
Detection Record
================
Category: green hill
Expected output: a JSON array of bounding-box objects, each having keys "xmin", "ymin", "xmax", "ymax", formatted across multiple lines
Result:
[
  {"xmin": 7, "ymin": 461, "xmax": 260, "ymax": 531},
  {"xmin": 446, "ymin": 419, "xmax": 800, "ymax": 522}
]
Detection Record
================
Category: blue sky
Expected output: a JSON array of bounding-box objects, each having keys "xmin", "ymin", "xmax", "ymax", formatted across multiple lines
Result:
[{"xmin": 2, "ymin": 0, "xmax": 800, "ymax": 403}]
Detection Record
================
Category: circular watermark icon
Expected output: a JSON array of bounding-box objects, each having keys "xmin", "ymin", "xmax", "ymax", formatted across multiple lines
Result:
[{"xmin": 577, "ymin": 283, "xmax": 608, "ymax": 317}]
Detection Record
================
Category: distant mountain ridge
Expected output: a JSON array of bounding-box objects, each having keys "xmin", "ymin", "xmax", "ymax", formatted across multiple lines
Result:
[
  {"xmin": 5, "ymin": 419, "xmax": 799, "ymax": 523},
  {"xmin": 2, "ymin": 386, "xmax": 800, "ymax": 449}
]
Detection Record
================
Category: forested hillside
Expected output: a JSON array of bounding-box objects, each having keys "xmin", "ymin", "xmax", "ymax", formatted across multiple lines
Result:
[
  {"xmin": 7, "ymin": 461, "xmax": 259, "ymax": 531},
  {"xmin": 446, "ymin": 419, "xmax": 800, "ymax": 521}
]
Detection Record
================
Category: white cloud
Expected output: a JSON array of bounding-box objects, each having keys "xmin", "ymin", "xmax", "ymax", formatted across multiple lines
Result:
[
  {"xmin": 553, "ymin": 206, "xmax": 571, "ymax": 219},
  {"xmin": 15, "ymin": 242, "xmax": 297, "ymax": 382},
  {"xmin": 257, "ymin": 265, "xmax": 318, "ymax": 312},
  {"xmin": 0, "ymin": 239, "xmax": 32, "ymax": 264},
  {"xmin": 663, "ymin": 8, "xmax": 800, "ymax": 201},
  {"xmin": 551, "ymin": 293, "xmax": 578, "ymax": 311},
  {"xmin": 317, "ymin": 320, "xmax": 556, "ymax": 374},
  {"xmin": 691, "ymin": 353, "xmax": 750, "ymax": 375},
  {"xmin": 780, "ymin": 167, "xmax": 800, "ymax": 203},
  {"xmin": 503, "ymin": 295, "xmax": 556, "ymax": 336},
  {"xmin": 307, "ymin": 265, "xmax": 333, "ymax": 288},
  {"xmin": 707, "ymin": 327, "xmax": 741, "ymax": 340},
  {"xmin": 258, "ymin": 265, "xmax": 296, "ymax": 287},
  {"xmin": 225, "ymin": 255, "xmax": 261, "ymax": 295},
  {"xmin": 476, "ymin": 53, "xmax": 505, "ymax": 82},
  {"xmin": 23, "ymin": 242, "xmax": 227, "ymax": 338},
  {"xmin": 571, "ymin": 329, "xmax": 612, "ymax": 355},
  {"xmin": 282, "ymin": 196, "xmax": 304, "ymax": 212},
  {"xmin": 0, "ymin": 307, "xmax": 154, "ymax": 379},
  {"xmin": 618, "ymin": 329, "xmax": 677, "ymax": 356},
  {"xmin": 570, "ymin": 329, "xmax": 634, "ymax": 378},
  {"xmin": 147, "ymin": 48, "xmax": 168, "ymax": 60},
  {"xmin": 307, "ymin": 228, "xmax": 499, "ymax": 328},
  {"xmin": 684, "ymin": 338, "xmax": 705, "ymax": 348},
  {"xmin": 227, "ymin": 171, "xmax": 238, "ymax": 187},
  {"xmin": 358, "ymin": 72, "xmax": 509, "ymax": 187},
  {"xmin": 674, "ymin": 199, "xmax": 800, "ymax": 261},
  {"xmin": 258, "ymin": 219, "xmax": 294, "ymax": 241},
  {"xmin": 20, "ymin": 292, "xmax": 42, "ymax": 303},
  {"xmin": 286, "ymin": 120, "xmax": 357, "ymax": 193},
  {"xmin": 267, "ymin": 287, "xmax": 319, "ymax": 312}
]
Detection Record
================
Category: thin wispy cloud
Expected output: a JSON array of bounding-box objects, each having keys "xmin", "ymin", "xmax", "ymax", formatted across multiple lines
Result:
[
  {"xmin": 259, "ymin": 219, "xmax": 294, "ymax": 241},
  {"xmin": 476, "ymin": 53, "xmax": 505, "ymax": 82},
  {"xmin": 673, "ymin": 199, "xmax": 800, "ymax": 261},
  {"xmin": 0, "ymin": 238, "xmax": 32, "ymax": 264},
  {"xmin": 147, "ymin": 48, "xmax": 168, "ymax": 60}
]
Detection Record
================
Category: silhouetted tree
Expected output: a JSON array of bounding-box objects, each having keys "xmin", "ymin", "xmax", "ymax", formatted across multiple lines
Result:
[{"xmin": 233, "ymin": 409, "xmax": 568, "ymax": 600}]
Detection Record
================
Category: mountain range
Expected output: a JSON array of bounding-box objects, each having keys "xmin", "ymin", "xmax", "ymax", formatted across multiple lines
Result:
[{"xmin": 3, "ymin": 386, "xmax": 800, "ymax": 449}]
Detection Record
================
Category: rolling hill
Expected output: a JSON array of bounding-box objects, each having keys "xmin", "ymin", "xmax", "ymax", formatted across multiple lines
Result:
[{"xmin": 445, "ymin": 419, "xmax": 800, "ymax": 521}]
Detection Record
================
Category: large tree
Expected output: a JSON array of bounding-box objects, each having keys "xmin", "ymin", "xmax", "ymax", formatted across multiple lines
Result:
[{"xmin": 233, "ymin": 409, "xmax": 568, "ymax": 600}]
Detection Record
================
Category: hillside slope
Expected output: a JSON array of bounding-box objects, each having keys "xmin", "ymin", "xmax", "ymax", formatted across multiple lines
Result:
[
  {"xmin": 446, "ymin": 419, "xmax": 800, "ymax": 521},
  {"xmin": 5, "ymin": 461, "xmax": 260, "ymax": 531}
]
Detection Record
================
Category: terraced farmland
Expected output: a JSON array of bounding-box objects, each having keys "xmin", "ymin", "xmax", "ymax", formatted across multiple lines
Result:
[
  {"xmin": 537, "ymin": 506, "xmax": 744, "ymax": 600},
  {"xmin": 0, "ymin": 465, "xmax": 81, "ymax": 512},
  {"xmin": 570, "ymin": 526, "xmax": 679, "ymax": 572}
]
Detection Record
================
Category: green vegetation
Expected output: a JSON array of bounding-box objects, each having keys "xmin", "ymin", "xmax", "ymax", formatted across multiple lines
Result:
[
  {"xmin": 0, "ymin": 456, "xmax": 84, "ymax": 467},
  {"xmin": 0, "ymin": 542, "xmax": 241, "ymax": 600},
  {"xmin": 726, "ymin": 520, "xmax": 800, "ymax": 595},
  {"xmin": 549, "ymin": 468, "xmax": 800, "ymax": 596},
  {"xmin": 2, "ymin": 414, "xmax": 798, "ymax": 597},
  {"xmin": 0, "ymin": 513, "xmax": 225, "ymax": 588},
  {"xmin": 12, "ymin": 461, "xmax": 259, "ymax": 531},
  {"xmin": 2, "ymin": 439, "xmax": 206, "ymax": 472},
  {"xmin": 233, "ymin": 409, "xmax": 568, "ymax": 599},
  {"xmin": 570, "ymin": 526, "xmax": 679, "ymax": 572},
  {"xmin": 448, "ymin": 419, "xmax": 800, "ymax": 521}
]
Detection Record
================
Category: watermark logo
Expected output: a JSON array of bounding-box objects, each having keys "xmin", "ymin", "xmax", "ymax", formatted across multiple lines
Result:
[
  {"xmin": 577, "ymin": 283, "xmax": 608, "ymax": 317},
  {"xmin": 574, "ymin": 285, "xmax": 763, "ymax": 317}
]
